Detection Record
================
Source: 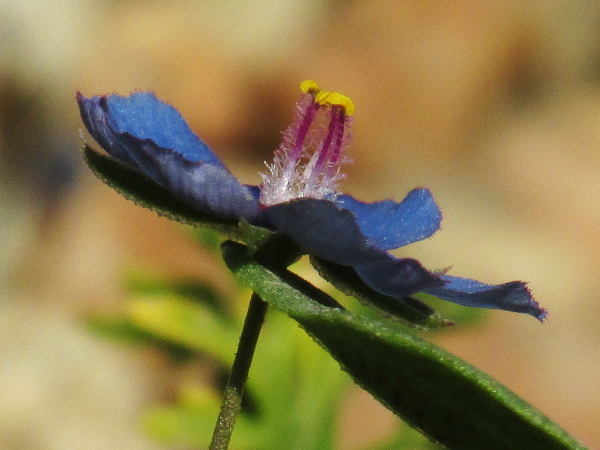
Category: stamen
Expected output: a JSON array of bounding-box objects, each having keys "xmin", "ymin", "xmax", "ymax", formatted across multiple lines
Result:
[
  {"xmin": 305, "ymin": 106, "xmax": 346, "ymax": 192},
  {"xmin": 259, "ymin": 80, "xmax": 354, "ymax": 207},
  {"xmin": 315, "ymin": 91, "xmax": 355, "ymax": 116},
  {"xmin": 286, "ymin": 100, "xmax": 319, "ymax": 173},
  {"xmin": 320, "ymin": 107, "xmax": 346, "ymax": 169},
  {"xmin": 300, "ymin": 79, "xmax": 321, "ymax": 94}
]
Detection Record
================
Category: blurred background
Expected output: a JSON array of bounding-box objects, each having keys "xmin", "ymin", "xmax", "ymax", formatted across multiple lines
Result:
[{"xmin": 1, "ymin": 0, "xmax": 600, "ymax": 448}]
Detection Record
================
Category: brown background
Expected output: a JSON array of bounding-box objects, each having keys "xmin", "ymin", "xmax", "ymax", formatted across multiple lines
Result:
[{"xmin": 1, "ymin": 1, "xmax": 599, "ymax": 448}]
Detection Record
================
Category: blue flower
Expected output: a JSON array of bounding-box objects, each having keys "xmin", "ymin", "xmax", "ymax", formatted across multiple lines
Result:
[{"xmin": 76, "ymin": 81, "xmax": 546, "ymax": 321}]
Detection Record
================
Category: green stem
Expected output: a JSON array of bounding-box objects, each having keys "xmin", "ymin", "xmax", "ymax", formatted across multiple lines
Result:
[{"xmin": 209, "ymin": 292, "xmax": 268, "ymax": 450}]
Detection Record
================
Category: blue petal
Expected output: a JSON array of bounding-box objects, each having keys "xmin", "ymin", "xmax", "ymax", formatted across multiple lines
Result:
[
  {"xmin": 245, "ymin": 184, "xmax": 261, "ymax": 201},
  {"xmin": 77, "ymin": 92, "xmax": 260, "ymax": 221},
  {"xmin": 335, "ymin": 188, "xmax": 442, "ymax": 250},
  {"xmin": 423, "ymin": 275, "xmax": 547, "ymax": 321},
  {"xmin": 352, "ymin": 254, "xmax": 444, "ymax": 300},
  {"xmin": 129, "ymin": 144, "xmax": 261, "ymax": 220},
  {"xmin": 78, "ymin": 92, "xmax": 224, "ymax": 166},
  {"xmin": 265, "ymin": 198, "xmax": 442, "ymax": 298}
]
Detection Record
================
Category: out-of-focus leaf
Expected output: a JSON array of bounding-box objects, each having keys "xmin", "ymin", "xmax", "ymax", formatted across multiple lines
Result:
[
  {"xmin": 222, "ymin": 241, "xmax": 584, "ymax": 450},
  {"xmin": 371, "ymin": 421, "xmax": 443, "ymax": 450},
  {"xmin": 143, "ymin": 386, "xmax": 258, "ymax": 449},
  {"xmin": 246, "ymin": 306, "xmax": 347, "ymax": 450},
  {"xmin": 85, "ymin": 316, "xmax": 195, "ymax": 362},
  {"xmin": 86, "ymin": 316, "xmax": 151, "ymax": 343},
  {"xmin": 140, "ymin": 299, "xmax": 347, "ymax": 450},
  {"xmin": 127, "ymin": 296, "xmax": 239, "ymax": 366},
  {"xmin": 123, "ymin": 270, "xmax": 233, "ymax": 321},
  {"xmin": 193, "ymin": 227, "xmax": 225, "ymax": 253}
]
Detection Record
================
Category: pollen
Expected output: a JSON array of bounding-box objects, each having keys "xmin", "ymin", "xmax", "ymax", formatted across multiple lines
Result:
[
  {"xmin": 300, "ymin": 80, "xmax": 355, "ymax": 115},
  {"xmin": 300, "ymin": 79, "xmax": 321, "ymax": 94},
  {"xmin": 315, "ymin": 91, "xmax": 355, "ymax": 115}
]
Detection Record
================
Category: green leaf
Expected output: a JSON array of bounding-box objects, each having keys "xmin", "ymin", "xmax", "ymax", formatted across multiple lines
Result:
[
  {"xmin": 85, "ymin": 315, "xmax": 195, "ymax": 362},
  {"xmin": 143, "ymin": 386, "xmax": 257, "ymax": 448},
  {"xmin": 222, "ymin": 241, "xmax": 584, "ymax": 450},
  {"xmin": 136, "ymin": 295, "xmax": 347, "ymax": 449},
  {"xmin": 82, "ymin": 143, "xmax": 273, "ymax": 247},
  {"xmin": 123, "ymin": 270, "xmax": 233, "ymax": 322},
  {"xmin": 127, "ymin": 295, "xmax": 239, "ymax": 366},
  {"xmin": 245, "ymin": 307, "xmax": 347, "ymax": 450}
]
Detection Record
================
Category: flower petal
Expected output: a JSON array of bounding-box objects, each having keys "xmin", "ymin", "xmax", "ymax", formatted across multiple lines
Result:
[
  {"xmin": 77, "ymin": 92, "xmax": 260, "ymax": 221},
  {"xmin": 132, "ymin": 147, "xmax": 261, "ymax": 220},
  {"xmin": 423, "ymin": 275, "xmax": 547, "ymax": 321},
  {"xmin": 77, "ymin": 92, "xmax": 223, "ymax": 166},
  {"xmin": 265, "ymin": 198, "xmax": 442, "ymax": 298},
  {"xmin": 335, "ymin": 188, "xmax": 442, "ymax": 250},
  {"xmin": 352, "ymin": 254, "xmax": 444, "ymax": 300}
]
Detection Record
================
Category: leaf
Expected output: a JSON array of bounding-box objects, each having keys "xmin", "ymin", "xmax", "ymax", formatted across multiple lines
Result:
[
  {"xmin": 244, "ymin": 307, "xmax": 347, "ymax": 450},
  {"xmin": 127, "ymin": 295, "xmax": 240, "ymax": 366},
  {"xmin": 86, "ymin": 315, "xmax": 195, "ymax": 362},
  {"xmin": 123, "ymin": 269, "xmax": 234, "ymax": 322},
  {"xmin": 222, "ymin": 241, "xmax": 584, "ymax": 450},
  {"xmin": 143, "ymin": 386, "xmax": 256, "ymax": 448},
  {"xmin": 135, "ymin": 294, "xmax": 347, "ymax": 449},
  {"xmin": 82, "ymin": 143, "xmax": 273, "ymax": 247}
]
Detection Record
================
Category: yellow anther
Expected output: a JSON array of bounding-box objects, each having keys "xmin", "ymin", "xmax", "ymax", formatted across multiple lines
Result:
[
  {"xmin": 300, "ymin": 79, "xmax": 321, "ymax": 94},
  {"xmin": 315, "ymin": 91, "xmax": 355, "ymax": 115},
  {"xmin": 300, "ymin": 80, "xmax": 355, "ymax": 115}
]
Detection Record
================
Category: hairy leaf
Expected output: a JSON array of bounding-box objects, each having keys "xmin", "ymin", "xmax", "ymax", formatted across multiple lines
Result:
[{"xmin": 222, "ymin": 241, "xmax": 583, "ymax": 450}]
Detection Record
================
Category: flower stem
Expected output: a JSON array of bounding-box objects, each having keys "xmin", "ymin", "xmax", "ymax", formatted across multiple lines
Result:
[{"xmin": 209, "ymin": 292, "xmax": 268, "ymax": 450}]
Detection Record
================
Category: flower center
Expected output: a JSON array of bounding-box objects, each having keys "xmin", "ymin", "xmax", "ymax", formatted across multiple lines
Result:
[{"xmin": 259, "ymin": 80, "xmax": 354, "ymax": 207}]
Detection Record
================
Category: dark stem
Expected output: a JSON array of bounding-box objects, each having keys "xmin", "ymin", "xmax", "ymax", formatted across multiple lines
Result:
[{"xmin": 209, "ymin": 292, "xmax": 268, "ymax": 450}]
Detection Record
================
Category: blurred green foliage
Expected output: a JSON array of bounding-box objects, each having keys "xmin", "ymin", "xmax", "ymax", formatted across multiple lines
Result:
[{"xmin": 87, "ymin": 234, "xmax": 440, "ymax": 449}]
